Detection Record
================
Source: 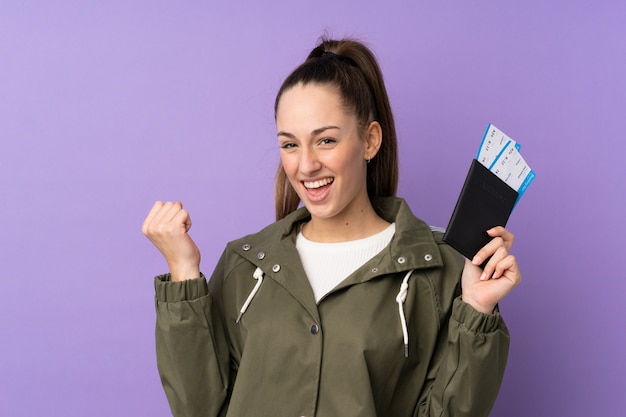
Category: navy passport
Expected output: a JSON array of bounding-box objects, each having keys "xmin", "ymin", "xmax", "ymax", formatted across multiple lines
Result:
[{"xmin": 443, "ymin": 159, "xmax": 518, "ymax": 262}]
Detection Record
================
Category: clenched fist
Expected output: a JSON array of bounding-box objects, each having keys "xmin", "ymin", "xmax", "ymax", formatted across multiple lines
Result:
[{"xmin": 142, "ymin": 201, "xmax": 201, "ymax": 282}]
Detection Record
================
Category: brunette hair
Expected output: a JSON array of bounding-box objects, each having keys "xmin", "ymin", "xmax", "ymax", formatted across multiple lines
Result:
[{"xmin": 273, "ymin": 37, "xmax": 399, "ymax": 220}]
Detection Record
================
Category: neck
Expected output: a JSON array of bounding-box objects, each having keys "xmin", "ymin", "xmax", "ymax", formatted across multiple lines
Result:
[{"xmin": 302, "ymin": 201, "xmax": 390, "ymax": 243}]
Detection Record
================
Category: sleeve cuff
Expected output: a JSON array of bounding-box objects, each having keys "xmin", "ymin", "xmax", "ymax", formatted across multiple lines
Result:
[
  {"xmin": 154, "ymin": 273, "xmax": 209, "ymax": 302},
  {"xmin": 451, "ymin": 297, "xmax": 504, "ymax": 334}
]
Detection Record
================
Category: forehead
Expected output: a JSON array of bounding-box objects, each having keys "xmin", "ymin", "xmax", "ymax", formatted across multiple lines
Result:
[{"xmin": 276, "ymin": 83, "xmax": 356, "ymax": 131}]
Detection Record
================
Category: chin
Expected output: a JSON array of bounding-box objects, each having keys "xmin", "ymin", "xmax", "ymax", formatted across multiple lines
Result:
[{"xmin": 302, "ymin": 203, "xmax": 343, "ymax": 221}]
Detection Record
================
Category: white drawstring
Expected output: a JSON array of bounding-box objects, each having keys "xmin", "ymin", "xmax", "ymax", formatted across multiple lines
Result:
[
  {"xmin": 236, "ymin": 267, "xmax": 264, "ymax": 323},
  {"xmin": 395, "ymin": 270, "xmax": 413, "ymax": 358},
  {"xmin": 237, "ymin": 265, "xmax": 413, "ymax": 358}
]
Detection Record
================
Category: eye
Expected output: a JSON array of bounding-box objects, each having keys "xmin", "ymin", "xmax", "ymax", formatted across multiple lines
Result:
[
  {"xmin": 280, "ymin": 142, "xmax": 297, "ymax": 150},
  {"xmin": 319, "ymin": 138, "xmax": 336, "ymax": 146}
]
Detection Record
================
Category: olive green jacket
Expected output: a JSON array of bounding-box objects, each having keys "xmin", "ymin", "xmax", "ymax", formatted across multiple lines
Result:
[{"xmin": 155, "ymin": 197, "xmax": 509, "ymax": 417}]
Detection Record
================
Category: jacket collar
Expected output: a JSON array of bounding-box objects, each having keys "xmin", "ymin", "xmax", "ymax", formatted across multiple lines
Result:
[{"xmin": 228, "ymin": 197, "xmax": 444, "ymax": 312}]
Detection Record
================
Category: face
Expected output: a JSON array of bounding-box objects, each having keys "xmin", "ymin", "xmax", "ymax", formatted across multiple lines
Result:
[{"xmin": 276, "ymin": 83, "xmax": 380, "ymax": 222}]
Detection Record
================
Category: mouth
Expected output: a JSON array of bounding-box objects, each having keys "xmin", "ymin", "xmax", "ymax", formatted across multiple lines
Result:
[{"xmin": 303, "ymin": 177, "xmax": 334, "ymax": 189}]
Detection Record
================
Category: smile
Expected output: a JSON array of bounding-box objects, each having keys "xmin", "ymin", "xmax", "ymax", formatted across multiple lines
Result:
[{"xmin": 303, "ymin": 177, "xmax": 334, "ymax": 189}]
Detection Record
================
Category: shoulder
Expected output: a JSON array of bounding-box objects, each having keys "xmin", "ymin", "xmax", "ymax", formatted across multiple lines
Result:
[
  {"xmin": 428, "ymin": 226, "xmax": 465, "ymax": 268},
  {"xmin": 378, "ymin": 197, "xmax": 464, "ymax": 305},
  {"xmin": 386, "ymin": 198, "xmax": 464, "ymax": 308}
]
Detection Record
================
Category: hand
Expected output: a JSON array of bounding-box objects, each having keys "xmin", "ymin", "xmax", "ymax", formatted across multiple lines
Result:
[
  {"xmin": 461, "ymin": 226, "xmax": 522, "ymax": 314},
  {"xmin": 141, "ymin": 201, "xmax": 201, "ymax": 282}
]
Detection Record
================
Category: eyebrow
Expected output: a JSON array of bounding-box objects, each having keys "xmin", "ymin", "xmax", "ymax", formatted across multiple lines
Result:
[{"xmin": 277, "ymin": 125, "xmax": 341, "ymax": 139}]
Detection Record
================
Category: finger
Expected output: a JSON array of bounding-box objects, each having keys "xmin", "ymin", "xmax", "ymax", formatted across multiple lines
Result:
[
  {"xmin": 162, "ymin": 201, "xmax": 185, "ymax": 224},
  {"xmin": 479, "ymin": 246, "xmax": 508, "ymax": 281},
  {"xmin": 152, "ymin": 201, "xmax": 182, "ymax": 227},
  {"xmin": 487, "ymin": 226, "xmax": 515, "ymax": 250},
  {"xmin": 472, "ymin": 236, "xmax": 505, "ymax": 267},
  {"xmin": 142, "ymin": 201, "xmax": 165, "ymax": 235},
  {"xmin": 480, "ymin": 268, "xmax": 520, "ymax": 304},
  {"xmin": 172, "ymin": 208, "xmax": 192, "ymax": 233},
  {"xmin": 185, "ymin": 213, "xmax": 192, "ymax": 232},
  {"xmin": 492, "ymin": 254, "xmax": 518, "ymax": 280}
]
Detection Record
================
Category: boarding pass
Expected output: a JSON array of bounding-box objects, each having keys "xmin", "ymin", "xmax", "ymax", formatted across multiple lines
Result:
[{"xmin": 476, "ymin": 124, "xmax": 535, "ymax": 201}]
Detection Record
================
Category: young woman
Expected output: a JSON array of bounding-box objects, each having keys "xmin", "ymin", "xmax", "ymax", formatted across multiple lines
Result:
[{"xmin": 142, "ymin": 38, "xmax": 521, "ymax": 417}]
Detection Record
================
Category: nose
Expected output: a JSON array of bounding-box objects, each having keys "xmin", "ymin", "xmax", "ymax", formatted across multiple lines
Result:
[{"xmin": 299, "ymin": 147, "xmax": 322, "ymax": 175}]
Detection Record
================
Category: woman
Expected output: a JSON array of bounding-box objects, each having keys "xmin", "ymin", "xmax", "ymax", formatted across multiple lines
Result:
[{"xmin": 142, "ymin": 38, "xmax": 521, "ymax": 417}]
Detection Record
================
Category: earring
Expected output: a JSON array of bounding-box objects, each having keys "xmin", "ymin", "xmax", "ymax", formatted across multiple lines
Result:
[{"xmin": 366, "ymin": 157, "xmax": 371, "ymax": 163}]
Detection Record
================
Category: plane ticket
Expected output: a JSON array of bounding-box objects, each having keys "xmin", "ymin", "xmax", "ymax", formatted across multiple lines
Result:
[{"xmin": 476, "ymin": 124, "xmax": 535, "ymax": 202}]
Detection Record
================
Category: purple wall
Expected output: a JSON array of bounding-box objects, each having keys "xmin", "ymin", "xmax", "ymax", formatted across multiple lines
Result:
[{"xmin": 1, "ymin": 1, "xmax": 624, "ymax": 416}]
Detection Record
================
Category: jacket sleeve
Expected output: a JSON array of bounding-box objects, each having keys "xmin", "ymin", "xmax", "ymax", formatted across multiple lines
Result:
[
  {"xmin": 418, "ymin": 297, "xmax": 510, "ymax": 417},
  {"xmin": 154, "ymin": 270, "xmax": 231, "ymax": 417}
]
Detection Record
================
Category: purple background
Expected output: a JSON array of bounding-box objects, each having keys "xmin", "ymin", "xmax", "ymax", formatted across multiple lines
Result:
[{"xmin": 1, "ymin": 1, "xmax": 624, "ymax": 416}]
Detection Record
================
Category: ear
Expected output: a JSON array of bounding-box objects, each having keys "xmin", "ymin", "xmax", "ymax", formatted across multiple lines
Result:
[{"xmin": 363, "ymin": 121, "xmax": 383, "ymax": 161}]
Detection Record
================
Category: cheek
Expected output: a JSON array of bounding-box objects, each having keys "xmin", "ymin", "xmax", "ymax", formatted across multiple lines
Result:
[
  {"xmin": 340, "ymin": 147, "xmax": 366, "ymax": 175},
  {"xmin": 280, "ymin": 154, "xmax": 298, "ymax": 179}
]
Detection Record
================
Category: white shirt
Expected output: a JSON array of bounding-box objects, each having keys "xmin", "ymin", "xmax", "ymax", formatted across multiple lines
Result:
[{"xmin": 296, "ymin": 223, "xmax": 396, "ymax": 303}]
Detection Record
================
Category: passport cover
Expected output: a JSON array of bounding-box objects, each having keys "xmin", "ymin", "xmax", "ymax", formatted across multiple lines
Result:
[{"xmin": 443, "ymin": 159, "xmax": 518, "ymax": 262}]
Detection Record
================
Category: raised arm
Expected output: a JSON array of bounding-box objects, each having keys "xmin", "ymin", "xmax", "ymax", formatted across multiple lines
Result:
[
  {"xmin": 143, "ymin": 201, "xmax": 231, "ymax": 417},
  {"xmin": 419, "ymin": 227, "xmax": 520, "ymax": 416}
]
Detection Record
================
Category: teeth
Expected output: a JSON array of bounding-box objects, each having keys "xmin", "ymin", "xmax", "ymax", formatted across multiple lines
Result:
[{"xmin": 304, "ymin": 178, "xmax": 334, "ymax": 189}]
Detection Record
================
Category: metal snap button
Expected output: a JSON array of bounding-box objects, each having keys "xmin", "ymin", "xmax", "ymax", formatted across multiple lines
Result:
[
  {"xmin": 397, "ymin": 257, "xmax": 406, "ymax": 264},
  {"xmin": 257, "ymin": 251, "xmax": 265, "ymax": 260},
  {"xmin": 424, "ymin": 254, "xmax": 433, "ymax": 261},
  {"xmin": 310, "ymin": 324, "xmax": 319, "ymax": 334},
  {"xmin": 272, "ymin": 264, "xmax": 281, "ymax": 272},
  {"xmin": 242, "ymin": 243, "xmax": 251, "ymax": 251},
  {"xmin": 371, "ymin": 267, "xmax": 378, "ymax": 273}
]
